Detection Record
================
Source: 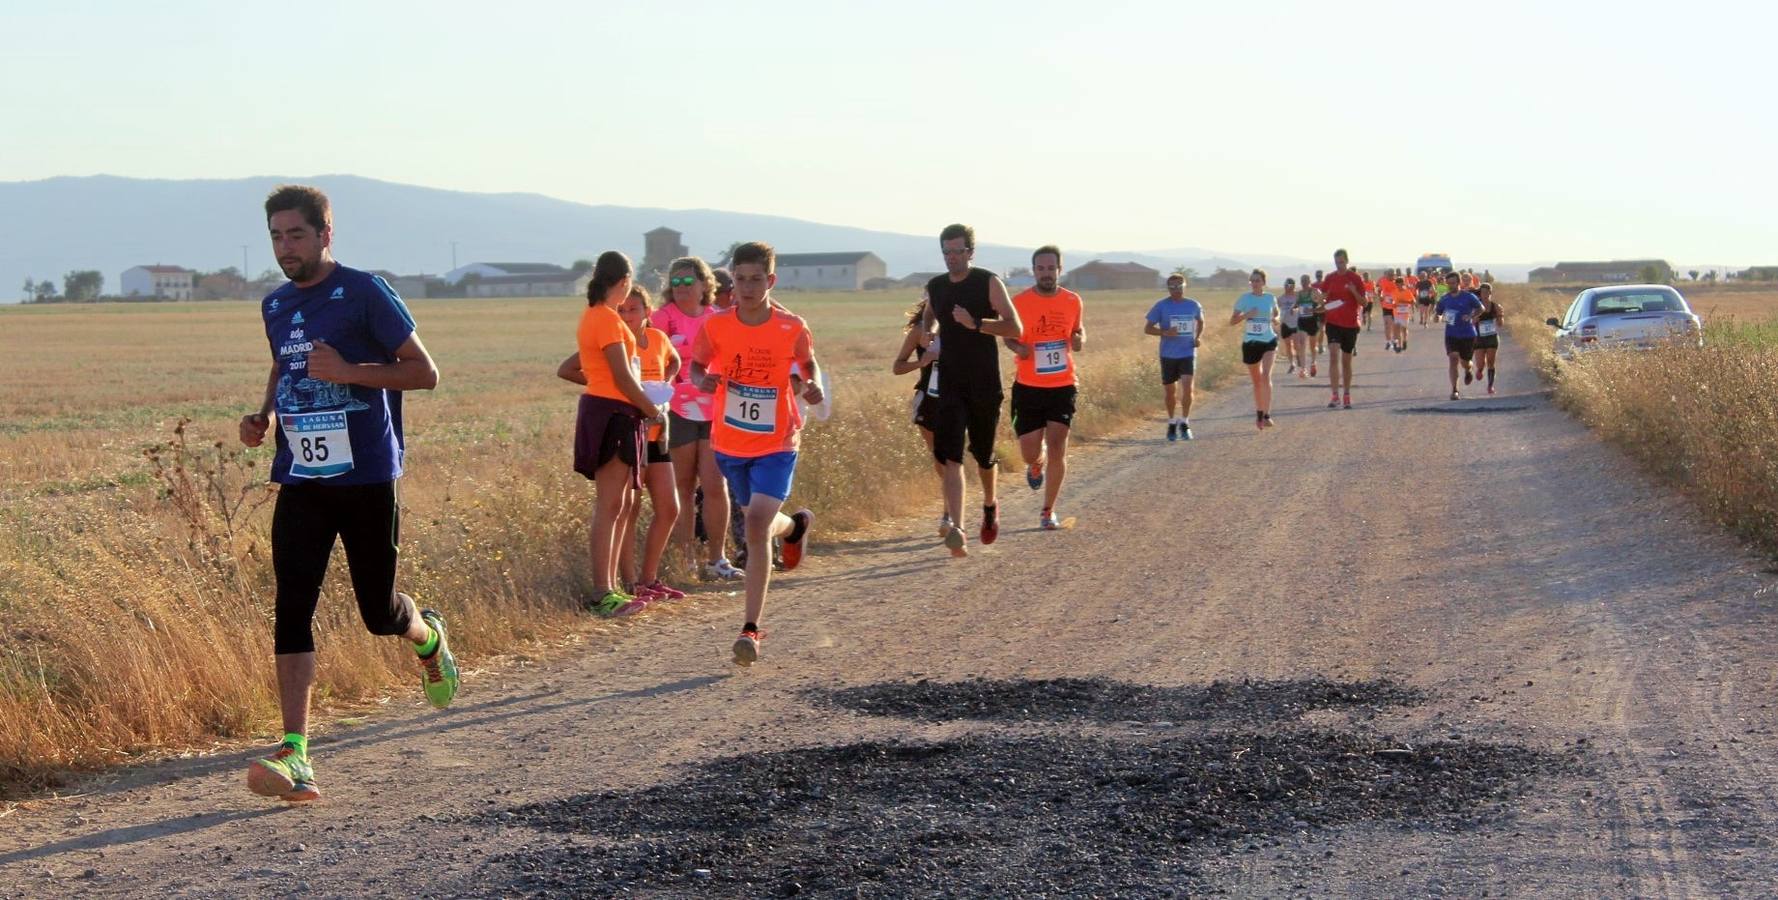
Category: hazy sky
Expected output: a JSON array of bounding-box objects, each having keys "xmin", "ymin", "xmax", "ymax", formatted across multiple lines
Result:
[{"xmin": 3, "ymin": 0, "xmax": 1772, "ymax": 264}]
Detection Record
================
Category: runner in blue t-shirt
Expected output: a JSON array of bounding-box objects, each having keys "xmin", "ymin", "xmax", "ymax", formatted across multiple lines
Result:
[
  {"xmin": 237, "ymin": 185, "xmax": 458, "ymax": 803},
  {"xmin": 1228, "ymin": 270, "xmax": 1281, "ymax": 430},
  {"xmin": 1434, "ymin": 270, "xmax": 1486, "ymax": 400},
  {"xmin": 1143, "ymin": 272, "xmax": 1205, "ymax": 441}
]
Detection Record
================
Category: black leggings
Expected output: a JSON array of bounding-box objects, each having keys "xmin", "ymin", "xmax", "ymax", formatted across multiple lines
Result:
[{"xmin": 271, "ymin": 480, "xmax": 414, "ymax": 654}]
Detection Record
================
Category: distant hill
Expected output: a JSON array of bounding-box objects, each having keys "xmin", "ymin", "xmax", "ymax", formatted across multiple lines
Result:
[{"xmin": 0, "ymin": 174, "xmax": 1531, "ymax": 301}]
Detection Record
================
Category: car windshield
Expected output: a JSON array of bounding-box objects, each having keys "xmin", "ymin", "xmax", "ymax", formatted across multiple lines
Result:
[{"xmin": 1589, "ymin": 292, "xmax": 1681, "ymax": 316}]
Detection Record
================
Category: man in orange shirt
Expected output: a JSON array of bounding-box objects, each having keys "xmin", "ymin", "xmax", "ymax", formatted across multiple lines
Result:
[
  {"xmin": 690, "ymin": 241, "xmax": 823, "ymax": 666},
  {"xmin": 1004, "ymin": 245, "xmax": 1084, "ymax": 530}
]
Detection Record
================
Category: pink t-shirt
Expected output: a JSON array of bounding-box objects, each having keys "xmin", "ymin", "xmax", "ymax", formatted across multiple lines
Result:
[{"xmin": 650, "ymin": 301, "xmax": 715, "ymax": 420}]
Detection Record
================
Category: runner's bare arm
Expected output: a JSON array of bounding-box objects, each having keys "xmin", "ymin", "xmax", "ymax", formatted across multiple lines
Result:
[
  {"xmin": 602, "ymin": 342, "xmax": 659, "ymax": 419},
  {"xmin": 1145, "ymin": 318, "xmax": 1172, "ymax": 337},
  {"xmin": 891, "ymin": 328, "xmax": 934, "ymax": 375},
  {"xmin": 556, "ymin": 352, "xmax": 587, "ymax": 385},
  {"xmin": 239, "ymin": 362, "xmax": 279, "ymax": 446},
  {"xmin": 1071, "ymin": 322, "xmax": 1084, "ymax": 352},
  {"xmin": 1002, "ymin": 336, "xmax": 1031, "ymax": 358},
  {"xmin": 976, "ymin": 278, "xmax": 1023, "ymax": 338},
  {"xmin": 307, "ymin": 333, "xmax": 439, "ymax": 391},
  {"xmin": 663, "ymin": 344, "xmax": 681, "ymax": 383},
  {"xmin": 795, "ymin": 331, "xmax": 824, "ymax": 405}
]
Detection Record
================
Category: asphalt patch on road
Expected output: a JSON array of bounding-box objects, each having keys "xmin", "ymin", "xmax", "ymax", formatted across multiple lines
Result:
[
  {"xmin": 470, "ymin": 678, "xmax": 1575, "ymax": 898},
  {"xmin": 813, "ymin": 675, "xmax": 1425, "ymax": 725},
  {"xmin": 1396, "ymin": 403, "xmax": 1532, "ymax": 415}
]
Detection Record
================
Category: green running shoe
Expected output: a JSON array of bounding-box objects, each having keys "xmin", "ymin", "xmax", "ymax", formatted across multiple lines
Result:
[
  {"xmin": 247, "ymin": 741, "xmax": 318, "ymax": 802},
  {"xmin": 592, "ymin": 591, "xmax": 647, "ymax": 618},
  {"xmin": 418, "ymin": 608, "xmax": 460, "ymax": 710}
]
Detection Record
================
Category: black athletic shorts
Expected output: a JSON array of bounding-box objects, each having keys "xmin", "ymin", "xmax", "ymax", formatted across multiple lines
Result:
[
  {"xmin": 1325, "ymin": 324, "xmax": 1360, "ymax": 354},
  {"xmin": 1445, "ymin": 336, "xmax": 1477, "ymax": 360},
  {"xmin": 1160, "ymin": 356, "xmax": 1196, "ymax": 385},
  {"xmin": 1011, "ymin": 383, "xmax": 1077, "ymax": 435},
  {"xmin": 271, "ymin": 479, "xmax": 415, "ymax": 655},
  {"xmin": 1241, "ymin": 340, "xmax": 1278, "ymax": 366},
  {"xmin": 645, "ymin": 438, "xmax": 671, "ymax": 465},
  {"xmin": 1296, "ymin": 317, "xmax": 1321, "ymax": 337},
  {"xmin": 1279, "ymin": 323, "xmax": 1298, "ymax": 340},
  {"xmin": 1417, "ymin": 298, "xmax": 1435, "ymax": 308},
  {"xmin": 1474, "ymin": 335, "xmax": 1500, "ymax": 351},
  {"xmin": 911, "ymin": 390, "xmax": 940, "ymax": 429},
  {"xmin": 932, "ymin": 384, "xmax": 1002, "ymax": 469}
]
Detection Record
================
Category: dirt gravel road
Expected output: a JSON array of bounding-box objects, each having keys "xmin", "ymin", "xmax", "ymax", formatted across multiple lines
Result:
[{"xmin": 4, "ymin": 324, "xmax": 1778, "ymax": 897}]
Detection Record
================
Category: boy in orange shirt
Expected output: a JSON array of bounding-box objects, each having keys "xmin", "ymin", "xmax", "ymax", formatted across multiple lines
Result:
[
  {"xmin": 1004, "ymin": 244, "xmax": 1084, "ymax": 529},
  {"xmin": 690, "ymin": 242, "xmax": 824, "ymax": 665}
]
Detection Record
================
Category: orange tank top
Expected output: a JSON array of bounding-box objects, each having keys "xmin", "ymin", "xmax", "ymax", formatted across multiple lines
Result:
[{"xmin": 1011, "ymin": 288, "xmax": 1083, "ymax": 388}]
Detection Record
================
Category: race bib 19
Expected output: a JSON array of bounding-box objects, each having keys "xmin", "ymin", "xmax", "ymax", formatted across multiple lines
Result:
[
  {"xmin": 1034, "ymin": 340, "xmax": 1070, "ymax": 375},
  {"xmin": 723, "ymin": 384, "xmax": 779, "ymax": 434},
  {"xmin": 281, "ymin": 410, "xmax": 355, "ymax": 479}
]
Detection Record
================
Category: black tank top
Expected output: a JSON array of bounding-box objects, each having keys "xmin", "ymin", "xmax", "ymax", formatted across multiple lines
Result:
[
  {"xmin": 926, "ymin": 268, "xmax": 1002, "ymax": 391},
  {"xmin": 1478, "ymin": 301, "xmax": 1500, "ymax": 322}
]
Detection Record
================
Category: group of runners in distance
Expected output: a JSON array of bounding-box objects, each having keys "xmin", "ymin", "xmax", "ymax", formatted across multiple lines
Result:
[{"xmin": 235, "ymin": 186, "xmax": 1507, "ymax": 803}]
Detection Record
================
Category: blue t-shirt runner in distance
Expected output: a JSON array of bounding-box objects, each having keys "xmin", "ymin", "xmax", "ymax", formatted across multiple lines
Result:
[
  {"xmin": 1437, "ymin": 290, "xmax": 1485, "ymax": 339},
  {"xmin": 261, "ymin": 264, "xmax": 417, "ymax": 485},
  {"xmin": 1146, "ymin": 297, "xmax": 1203, "ymax": 358}
]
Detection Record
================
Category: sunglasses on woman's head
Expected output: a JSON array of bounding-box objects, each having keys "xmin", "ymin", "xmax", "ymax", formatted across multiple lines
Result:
[{"xmin": 670, "ymin": 275, "xmax": 698, "ymax": 287}]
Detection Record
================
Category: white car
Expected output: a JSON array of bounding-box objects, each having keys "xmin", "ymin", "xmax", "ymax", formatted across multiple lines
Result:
[{"xmin": 1546, "ymin": 284, "xmax": 1703, "ymax": 359}]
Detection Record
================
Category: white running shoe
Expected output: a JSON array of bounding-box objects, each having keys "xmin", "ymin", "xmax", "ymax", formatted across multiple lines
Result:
[{"xmin": 704, "ymin": 558, "xmax": 744, "ymax": 580}]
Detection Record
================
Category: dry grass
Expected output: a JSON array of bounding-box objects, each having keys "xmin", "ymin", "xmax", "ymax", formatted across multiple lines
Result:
[
  {"xmin": 1501, "ymin": 282, "xmax": 1778, "ymax": 553},
  {"xmin": 0, "ymin": 287, "xmax": 1240, "ymax": 797}
]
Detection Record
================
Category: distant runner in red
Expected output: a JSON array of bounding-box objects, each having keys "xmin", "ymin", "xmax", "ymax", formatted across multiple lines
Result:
[{"xmin": 1320, "ymin": 249, "xmax": 1366, "ymax": 410}]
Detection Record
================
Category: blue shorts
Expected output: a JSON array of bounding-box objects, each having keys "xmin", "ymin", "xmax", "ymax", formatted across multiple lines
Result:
[{"xmin": 715, "ymin": 450, "xmax": 798, "ymax": 506}]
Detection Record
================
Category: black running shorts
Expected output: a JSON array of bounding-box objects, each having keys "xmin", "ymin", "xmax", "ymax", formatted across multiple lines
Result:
[
  {"xmin": 1160, "ymin": 356, "xmax": 1196, "ymax": 385},
  {"xmin": 1325, "ymin": 324, "xmax": 1360, "ymax": 355},
  {"xmin": 1011, "ymin": 383, "xmax": 1077, "ymax": 436},
  {"xmin": 932, "ymin": 385, "xmax": 1002, "ymax": 469},
  {"xmin": 1241, "ymin": 340, "xmax": 1278, "ymax": 366},
  {"xmin": 1445, "ymin": 336, "xmax": 1477, "ymax": 361}
]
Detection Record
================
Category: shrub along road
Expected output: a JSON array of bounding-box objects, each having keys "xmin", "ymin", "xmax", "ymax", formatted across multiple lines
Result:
[{"xmin": 2, "ymin": 327, "xmax": 1776, "ymax": 897}]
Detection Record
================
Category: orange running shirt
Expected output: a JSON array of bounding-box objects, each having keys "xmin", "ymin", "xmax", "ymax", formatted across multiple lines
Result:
[
  {"xmin": 577, "ymin": 304, "xmax": 640, "ymax": 404},
  {"xmin": 636, "ymin": 326, "xmax": 674, "ymax": 441},
  {"xmin": 691, "ymin": 306, "xmax": 813, "ymax": 458},
  {"xmin": 1011, "ymin": 287, "xmax": 1084, "ymax": 388}
]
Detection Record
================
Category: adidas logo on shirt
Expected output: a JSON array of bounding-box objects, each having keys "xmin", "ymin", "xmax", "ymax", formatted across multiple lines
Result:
[
  {"xmin": 330, "ymin": 287, "xmax": 345, "ymax": 300},
  {"xmin": 292, "ymin": 311, "xmax": 305, "ymax": 324}
]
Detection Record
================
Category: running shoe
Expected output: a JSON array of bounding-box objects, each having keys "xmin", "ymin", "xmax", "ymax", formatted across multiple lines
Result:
[
  {"xmin": 592, "ymin": 591, "xmax": 647, "ymax": 617},
  {"xmin": 1026, "ymin": 458, "xmax": 1044, "ymax": 490},
  {"xmin": 732, "ymin": 627, "xmax": 762, "ymax": 666},
  {"xmin": 943, "ymin": 524, "xmax": 967, "ymax": 557},
  {"xmin": 417, "ymin": 609, "xmax": 459, "ymax": 710},
  {"xmin": 640, "ymin": 580, "xmax": 686, "ymax": 601},
  {"xmin": 980, "ymin": 506, "xmax": 999, "ymax": 546},
  {"xmin": 1463, "ymin": 369, "xmax": 1474, "ymax": 385},
  {"xmin": 1487, "ymin": 386, "xmax": 1497, "ymax": 395},
  {"xmin": 1255, "ymin": 411, "xmax": 1265, "ymax": 431},
  {"xmin": 247, "ymin": 741, "xmax": 318, "ymax": 802},
  {"xmin": 1342, "ymin": 394, "xmax": 1353, "ymax": 410},
  {"xmin": 1327, "ymin": 396, "xmax": 1340, "ymax": 409},
  {"xmin": 1297, "ymin": 369, "xmax": 1307, "ymax": 380},
  {"xmin": 1166, "ymin": 422, "xmax": 1178, "ymax": 442},
  {"xmin": 1041, "ymin": 510, "xmax": 1061, "ymax": 530},
  {"xmin": 937, "ymin": 513, "xmax": 954, "ymax": 538},
  {"xmin": 1450, "ymin": 390, "xmax": 1461, "ymax": 401},
  {"xmin": 1310, "ymin": 364, "xmax": 1318, "ymax": 377},
  {"xmin": 703, "ymin": 558, "xmax": 744, "ymax": 581},
  {"xmin": 1261, "ymin": 413, "xmax": 1275, "ymax": 429},
  {"xmin": 782, "ymin": 509, "xmax": 813, "ymax": 571},
  {"xmin": 1180, "ymin": 424, "xmax": 1194, "ymax": 441}
]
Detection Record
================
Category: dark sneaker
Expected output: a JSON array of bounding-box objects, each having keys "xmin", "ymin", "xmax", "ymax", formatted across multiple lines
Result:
[
  {"xmin": 1166, "ymin": 422, "xmax": 1178, "ymax": 442},
  {"xmin": 980, "ymin": 507, "xmax": 999, "ymax": 546}
]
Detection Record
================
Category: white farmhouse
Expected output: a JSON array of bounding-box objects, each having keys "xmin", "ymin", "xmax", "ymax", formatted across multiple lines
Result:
[
  {"xmin": 120, "ymin": 265, "xmax": 195, "ymax": 300},
  {"xmin": 773, "ymin": 252, "xmax": 887, "ymax": 291}
]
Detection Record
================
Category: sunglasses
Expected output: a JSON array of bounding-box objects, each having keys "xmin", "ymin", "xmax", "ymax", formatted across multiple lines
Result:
[{"xmin": 669, "ymin": 275, "xmax": 699, "ymax": 287}]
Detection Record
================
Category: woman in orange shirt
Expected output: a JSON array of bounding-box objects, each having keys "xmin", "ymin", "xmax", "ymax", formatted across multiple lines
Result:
[{"xmin": 569, "ymin": 251, "xmax": 661, "ymax": 617}]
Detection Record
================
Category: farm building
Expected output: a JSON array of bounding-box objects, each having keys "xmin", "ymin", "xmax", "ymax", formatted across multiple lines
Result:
[
  {"xmin": 464, "ymin": 270, "xmax": 592, "ymax": 298},
  {"xmin": 121, "ymin": 265, "xmax": 194, "ymax": 300},
  {"xmin": 443, "ymin": 262, "xmax": 572, "ymax": 285},
  {"xmin": 774, "ymin": 252, "xmax": 887, "ymax": 291},
  {"xmin": 1528, "ymin": 260, "xmax": 1673, "ymax": 284},
  {"xmin": 1065, "ymin": 260, "xmax": 1161, "ymax": 291},
  {"xmin": 369, "ymin": 270, "xmax": 432, "ymax": 300}
]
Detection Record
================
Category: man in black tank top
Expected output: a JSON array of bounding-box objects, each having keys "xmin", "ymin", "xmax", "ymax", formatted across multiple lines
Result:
[{"xmin": 921, "ymin": 223, "xmax": 1023, "ymax": 556}]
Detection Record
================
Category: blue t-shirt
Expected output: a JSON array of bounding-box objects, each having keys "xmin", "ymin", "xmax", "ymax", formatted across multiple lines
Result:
[
  {"xmin": 1233, "ymin": 292, "xmax": 1279, "ymax": 343},
  {"xmin": 1437, "ymin": 291, "xmax": 1485, "ymax": 339},
  {"xmin": 1146, "ymin": 297, "xmax": 1203, "ymax": 358},
  {"xmin": 261, "ymin": 264, "xmax": 418, "ymax": 485}
]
